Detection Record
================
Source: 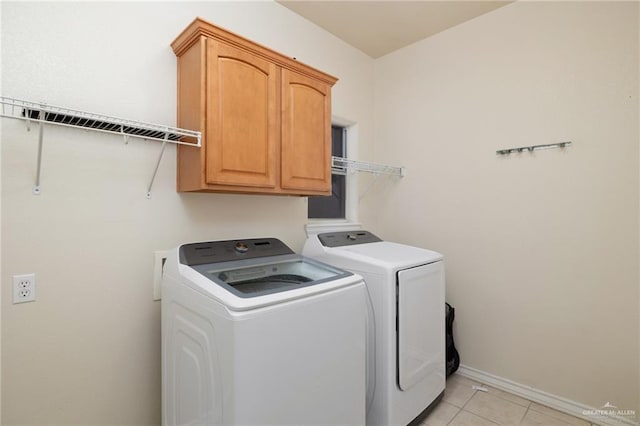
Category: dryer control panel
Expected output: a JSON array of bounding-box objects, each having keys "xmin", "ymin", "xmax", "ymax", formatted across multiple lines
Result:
[{"xmin": 318, "ymin": 231, "xmax": 382, "ymax": 247}]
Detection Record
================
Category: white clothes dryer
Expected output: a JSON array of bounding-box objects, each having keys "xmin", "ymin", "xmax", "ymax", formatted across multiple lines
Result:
[
  {"xmin": 162, "ymin": 238, "xmax": 367, "ymax": 426},
  {"xmin": 304, "ymin": 230, "xmax": 445, "ymax": 426}
]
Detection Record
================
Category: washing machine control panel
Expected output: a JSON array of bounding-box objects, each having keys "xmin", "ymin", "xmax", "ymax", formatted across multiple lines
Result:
[
  {"xmin": 180, "ymin": 238, "xmax": 294, "ymax": 266},
  {"xmin": 318, "ymin": 231, "xmax": 382, "ymax": 247}
]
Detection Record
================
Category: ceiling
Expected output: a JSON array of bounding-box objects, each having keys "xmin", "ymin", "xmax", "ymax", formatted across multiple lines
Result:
[{"xmin": 277, "ymin": 1, "xmax": 512, "ymax": 58}]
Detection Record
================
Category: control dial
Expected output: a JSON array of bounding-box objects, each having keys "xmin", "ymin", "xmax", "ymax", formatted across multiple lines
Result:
[{"xmin": 234, "ymin": 242, "xmax": 249, "ymax": 253}]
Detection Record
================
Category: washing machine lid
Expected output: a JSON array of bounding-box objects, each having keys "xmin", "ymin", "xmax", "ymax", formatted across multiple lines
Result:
[
  {"xmin": 318, "ymin": 232, "xmax": 443, "ymax": 269},
  {"xmin": 179, "ymin": 239, "xmax": 360, "ymax": 310}
]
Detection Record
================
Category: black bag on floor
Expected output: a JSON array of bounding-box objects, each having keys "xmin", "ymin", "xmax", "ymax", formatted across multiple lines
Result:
[{"xmin": 445, "ymin": 302, "xmax": 460, "ymax": 377}]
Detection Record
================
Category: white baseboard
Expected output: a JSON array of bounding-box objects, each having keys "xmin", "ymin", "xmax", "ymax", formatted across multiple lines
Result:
[{"xmin": 457, "ymin": 365, "xmax": 638, "ymax": 426}]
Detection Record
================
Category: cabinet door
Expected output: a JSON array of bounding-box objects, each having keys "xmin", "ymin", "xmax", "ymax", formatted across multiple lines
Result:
[
  {"xmin": 280, "ymin": 69, "xmax": 332, "ymax": 194},
  {"xmin": 206, "ymin": 41, "xmax": 278, "ymax": 188}
]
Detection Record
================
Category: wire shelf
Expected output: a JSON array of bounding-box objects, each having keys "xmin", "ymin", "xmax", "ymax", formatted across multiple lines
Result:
[
  {"xmin": 332, "ymin": 156, "xmax": 405, "ymax": 177},
  {"xmin": 0, "ymin": 96, "xmax": 202, "ymax": 197},
  {"xmin": 1, "ymin": 97, "xmax": 407, "ymax": 197},
  {"xmin": 0, "ymin": 96, "xmax": 201, "ymax": 146}
]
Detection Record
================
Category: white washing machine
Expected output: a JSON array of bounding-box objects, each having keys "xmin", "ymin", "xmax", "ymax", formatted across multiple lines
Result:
[
  {"xmin": 304, "ymin": 230, "xmax": 445, "ymax": 426},
  {"xmin": 162, "ymin": 238, "xmax": 367, "ymax": 426}
]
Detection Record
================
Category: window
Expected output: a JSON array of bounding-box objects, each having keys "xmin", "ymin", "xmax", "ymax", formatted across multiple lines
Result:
[{"xmin": 308, "ymin": 125, "xmax": 346, "ymax": 219}]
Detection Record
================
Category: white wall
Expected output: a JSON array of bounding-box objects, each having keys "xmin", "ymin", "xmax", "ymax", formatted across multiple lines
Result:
[
  {"xmin": 4, "ymin": 1, "xmax": 639, "ymax": 424},
  {"xmin": 373, "ymin": 0, "xmax": 639, "ymax": 416},
  {"xmin": 0, "ymin": 1, "xmax": 3, "ymax": 421},
  {"xmin": 1, "ymin": 2, "xmax": 373, "ymax": 424}
]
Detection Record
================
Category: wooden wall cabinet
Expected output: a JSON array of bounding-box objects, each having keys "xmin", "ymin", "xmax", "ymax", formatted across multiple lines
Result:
[{"xmin": 171, "ymin": 18, "xmax": 338, "ymax": 195}]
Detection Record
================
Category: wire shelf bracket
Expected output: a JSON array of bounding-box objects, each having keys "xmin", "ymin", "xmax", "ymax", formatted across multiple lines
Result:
[{"xmin": 0, "ymin": 96, "xmax": 202, "ymax": 197}]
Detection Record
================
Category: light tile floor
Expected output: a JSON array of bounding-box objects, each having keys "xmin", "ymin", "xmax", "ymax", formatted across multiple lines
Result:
[{"xmin": 422, "ymin": 374, "xmax": 599, "ymax": 426}]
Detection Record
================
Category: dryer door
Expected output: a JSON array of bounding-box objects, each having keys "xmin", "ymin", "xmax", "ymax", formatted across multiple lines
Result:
[{"xmin": 397, "ymin": 261, "xmax": 445, "ymax": 391}]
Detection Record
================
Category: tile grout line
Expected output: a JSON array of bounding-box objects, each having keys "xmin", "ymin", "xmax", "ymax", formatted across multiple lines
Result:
[
  {"xmin": 458, "ymin": 388, "xmax": 501, "ymax": 426},
  {"xmin": 457, "ymin": 370, "xmax": 608, "ymax": 426},
  {"xmin": 460, "ymin": 388, "xmax": 477, "ymax": 410},
  {"xmin": 462, "ymin": 383, "xmax": 529, "ymax": 426},
  {"xmin": 479, "ymin": 381, "xmax": 532, "ymax": 408},
  {"xmin": 444, "ymin": 376, "xmax": 591, "ymax": 426},
  {"xmin": 452, "ymin": 375, "xmax": 530, "ymax": 408},
  {"xmin": 518, "ymin": 405, "xmax": 532, "ymax": 426},
  {"xmin": 445, "ymin": 387, "xmax": 477, "ymax": 425},
  {"xmin": 528, "ymin": 402, "xmax": 592, "ymax": 426},
  {"xmin": 445, "ymin": 406, "xmax": 463, "ymax": 426}
]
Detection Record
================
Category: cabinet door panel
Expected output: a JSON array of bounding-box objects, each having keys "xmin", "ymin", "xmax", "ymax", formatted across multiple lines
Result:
[
  {"xmin": 206, "ymin": 41, "xmax": 278, "ymax": 188},
  {"xmin": 281, "ymin": 69, "xmax": 331, "ymax": 193}
]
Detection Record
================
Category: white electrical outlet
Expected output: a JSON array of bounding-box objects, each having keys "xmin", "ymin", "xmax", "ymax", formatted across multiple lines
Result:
[
  {"xmin": 153, "ymin": 250, "xmax": 170, "ymax": 301},
  {"xmin": 13, "ymin": 273, "xmax": 36, "ymax": 304}
]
